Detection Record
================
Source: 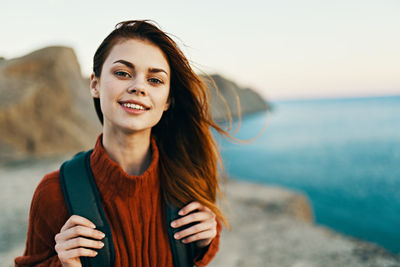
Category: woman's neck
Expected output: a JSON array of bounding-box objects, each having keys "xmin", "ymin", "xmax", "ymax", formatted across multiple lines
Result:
[{"xmin": 102, "ymin": 127, "xmax": 152, "ymax": 176}]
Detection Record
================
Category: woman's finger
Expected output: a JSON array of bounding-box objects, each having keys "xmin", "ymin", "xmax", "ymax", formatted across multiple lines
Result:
[
  {"xmin": 55, "ymin": 225, "xmax": 105, "ymax": 243},
  {"xmin": 171, "ymin": 211, "xmax": 213, "ymax": 228},
  {"xmin": 60, "ymin": 215, "xmax": 96, "ymax": 232},
  {"xmin": 181, "ymin": 229, "xmax": 217, "ymax": 244},
  {"xmin": 55, "ymin": 236, "xmax": 104, "ymax": 253},
  {"xmin": 173, "ymin": 219, "xmax": 216, "ymax": 240},
  {"xmin": 57, "ymin": 247, "xmax": 98, "ymax": 262},
  {"xmin": 178, "ymin": 201, "xmax": 211, "ymax": 216}
]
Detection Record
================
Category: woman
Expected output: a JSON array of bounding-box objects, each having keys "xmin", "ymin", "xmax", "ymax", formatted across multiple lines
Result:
[{"xmin": 15, "ymin": 20, "xmax": 231, "ymax": 267}]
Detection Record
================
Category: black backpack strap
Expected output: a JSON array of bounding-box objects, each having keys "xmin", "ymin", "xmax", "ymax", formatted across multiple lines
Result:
[
  {"xmin": 165, "ymin": 202, "xmax": 197, "ymax": 267},
  {"xmin": 59, "ymin": 150, "xmax": 115, "ymax": 267}
]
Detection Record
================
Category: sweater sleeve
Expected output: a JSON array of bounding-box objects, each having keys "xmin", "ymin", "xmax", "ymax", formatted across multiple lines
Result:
[
  {"xmin": 193, "ymin": 218, "xmax": 222, "ymax": 267},
  {"xmin": 15, "ymin": 171, "xmax": 69, "ymax": 267}
]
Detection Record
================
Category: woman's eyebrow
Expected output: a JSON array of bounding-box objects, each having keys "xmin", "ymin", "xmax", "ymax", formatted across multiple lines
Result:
[{"xmin": 113, "ymin": 59, "xmax": 168, "ymax": 76}]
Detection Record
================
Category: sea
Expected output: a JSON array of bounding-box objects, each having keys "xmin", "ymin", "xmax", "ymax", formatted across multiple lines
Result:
[{"xmin": 214, "ymin": 95, "xmax": 400, "ymax": 254}]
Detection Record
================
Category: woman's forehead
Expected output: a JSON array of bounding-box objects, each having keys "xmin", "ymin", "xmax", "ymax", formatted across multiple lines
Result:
[{"xmin": 105, "ymin": 39, "xmax": 170, "ymax": 74}]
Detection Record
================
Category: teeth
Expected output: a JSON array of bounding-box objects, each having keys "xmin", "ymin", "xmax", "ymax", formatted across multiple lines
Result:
[{"xmin": 122, "ymin": 103, "xmax": 146, "ymax": 110}]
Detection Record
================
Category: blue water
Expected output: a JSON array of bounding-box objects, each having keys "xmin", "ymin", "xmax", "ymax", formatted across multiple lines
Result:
[{"xmin": 215, "ymin": 95, "xmax": 400, "ymax": 254}]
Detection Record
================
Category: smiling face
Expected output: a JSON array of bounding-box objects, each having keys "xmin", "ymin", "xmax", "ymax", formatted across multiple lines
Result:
[{"xmin": 90, "ymin": 38, "xmax": 171, "ymax": 135}]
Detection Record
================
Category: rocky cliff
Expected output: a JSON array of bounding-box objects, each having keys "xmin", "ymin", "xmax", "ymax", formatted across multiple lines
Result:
[
  {"xmin": 0, "ymin": 46, "xmax": 101, "ymax": 160},
  {"xmin": 202, "ymin": 74, "xmax": 270, "ymax": 122}
]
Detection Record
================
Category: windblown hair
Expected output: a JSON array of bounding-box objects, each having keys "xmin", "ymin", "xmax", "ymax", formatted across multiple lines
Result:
[{"xmin": 92, "ymin": 20, "xmax": 232, "ymax": 228}]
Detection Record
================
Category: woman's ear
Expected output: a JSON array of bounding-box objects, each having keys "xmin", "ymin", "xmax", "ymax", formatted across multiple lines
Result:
[
  {"xmin": 164, "ymin": 96, "xmax": 174, "ymax": 111},
  {"xmin": 164, "ymin": 98, "xmax": 170, "ymax": 111},
  {"xmin": 90, "ymin": 72, "xmax": 100, "ymax": 98}
]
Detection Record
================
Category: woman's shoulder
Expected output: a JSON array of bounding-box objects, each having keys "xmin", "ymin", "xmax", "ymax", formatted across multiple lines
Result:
[
  {"xmin": 30, "ymin": 169, "xmax": 68, "ymax": 218},
  {"xmin": 16, "ymin": 168, "xmax": 70, "ymax": 264},
  {"xmin": 34, "ymin": 169, "xmax": 62, "ymax": 199}
]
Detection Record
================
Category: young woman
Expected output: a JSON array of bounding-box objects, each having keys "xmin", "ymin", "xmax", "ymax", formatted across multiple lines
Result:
[{"xmin": 15, "ymin": 20, "xmax": 231, "ymax": 267}]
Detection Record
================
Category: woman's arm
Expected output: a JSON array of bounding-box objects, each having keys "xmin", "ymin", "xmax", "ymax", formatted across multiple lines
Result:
[
  {"xmin": 14, "ymin": 171, "xmax": 68, "ymax": 266},
  {"xmin": 15, "ymin": 254, "xmax": 62, "ymax": 267},
  {"xmin": 15, "ymin": 171, "xmax": 108, "ymax": 267}
]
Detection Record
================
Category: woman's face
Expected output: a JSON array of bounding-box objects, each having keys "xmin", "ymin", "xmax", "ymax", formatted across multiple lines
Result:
[{"xmin": 90, "ymin": 38, "xmax": 171, "ymax": 135}]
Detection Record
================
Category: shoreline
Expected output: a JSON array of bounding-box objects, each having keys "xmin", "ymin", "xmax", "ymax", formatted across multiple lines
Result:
[{"xmin": 211, "ymin": 179, "xmax": 400, "ymax": 266}]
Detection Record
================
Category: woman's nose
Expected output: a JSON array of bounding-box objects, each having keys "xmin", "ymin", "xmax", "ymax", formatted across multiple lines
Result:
[{"xmin": 127, "ymin": 76, "xmax": 147, "ymax": 96}]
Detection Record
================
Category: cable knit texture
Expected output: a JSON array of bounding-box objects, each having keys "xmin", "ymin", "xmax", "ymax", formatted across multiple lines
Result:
[{"xmin": 15, "ymin": 133, "xmax": 221, "ymax": 267}]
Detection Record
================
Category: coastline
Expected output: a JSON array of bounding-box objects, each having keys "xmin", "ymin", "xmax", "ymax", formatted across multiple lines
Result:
[{"xmin": 210, "ymin": 179, "xmax": 400, "ymax": 266}]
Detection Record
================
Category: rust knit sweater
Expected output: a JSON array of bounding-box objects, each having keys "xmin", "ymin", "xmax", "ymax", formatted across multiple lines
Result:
[{"xmin": 15, "ymin": 134, "xmax": 221, "ymax": 267}]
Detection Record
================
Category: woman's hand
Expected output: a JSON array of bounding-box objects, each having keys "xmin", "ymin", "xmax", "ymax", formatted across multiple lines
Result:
[
  {"xmin": 170, "ymin": 201, "xmax": 217, "ymax": 248},
  {"xmin": 54, "ymin": 215, "xmax": 105, "ymax": 267}
]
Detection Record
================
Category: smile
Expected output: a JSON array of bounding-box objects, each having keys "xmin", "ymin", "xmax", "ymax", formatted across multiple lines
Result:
[{"xmin": 120, "ymin": 103, "xmax": 149, "ymax": 110}]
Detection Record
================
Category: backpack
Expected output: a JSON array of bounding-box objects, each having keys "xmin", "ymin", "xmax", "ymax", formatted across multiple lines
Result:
[{"xmin": 59, "ymin": 149, "xmax": 196, "ymax": 267}]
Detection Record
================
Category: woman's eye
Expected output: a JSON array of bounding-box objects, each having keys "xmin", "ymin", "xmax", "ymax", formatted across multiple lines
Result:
[
  {"xmin": 115, "ymin": 71, "xmax": 131, "ymax": 78},
  {"xmin": 149, "ymin": 78, "xmax": 163, "ymax": 84}
]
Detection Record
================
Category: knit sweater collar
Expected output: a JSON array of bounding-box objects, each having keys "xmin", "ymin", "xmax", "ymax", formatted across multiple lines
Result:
[{"xmin": 89, "ymin": 133, "xmax": 160, "ymax": 200}]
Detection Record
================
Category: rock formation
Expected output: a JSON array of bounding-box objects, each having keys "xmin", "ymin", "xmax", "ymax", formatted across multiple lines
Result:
[
  {"xmin": 201, "ymin": 74, "xmax": 270, "ymax": 122},
  {"xmin": 0, "ymin": 47, "xmax": 100, "ymax": 160}
]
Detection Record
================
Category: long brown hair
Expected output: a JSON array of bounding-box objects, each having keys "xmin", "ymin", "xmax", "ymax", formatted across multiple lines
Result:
[{"xmin": 92, "ymin": 20, "xmax": 233, "ymax": 228}]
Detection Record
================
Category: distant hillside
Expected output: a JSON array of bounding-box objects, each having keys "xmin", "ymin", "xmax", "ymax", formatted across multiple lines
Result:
[
  {"xmin": 0, "ymin": 46, "xmax": 269, "ymax": 159},
  {"xmin": 201, "ymin": 74, "xmax": 270, "ymax": 121}
]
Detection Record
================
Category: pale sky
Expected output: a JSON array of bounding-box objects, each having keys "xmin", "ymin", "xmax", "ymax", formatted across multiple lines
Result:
[{"xmin": 1, "ymin": 0, "xmax": 399, "ymax": 100}]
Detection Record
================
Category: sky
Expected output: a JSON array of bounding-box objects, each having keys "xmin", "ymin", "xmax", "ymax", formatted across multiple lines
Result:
[{"xmin": 1, "ymin": 0, "xmax": 399, "ymax": 100}]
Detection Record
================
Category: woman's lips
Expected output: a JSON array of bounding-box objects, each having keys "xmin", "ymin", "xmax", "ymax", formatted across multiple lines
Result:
[
  {"xmin": 119, "ymin": 100, "xmax": 150, "ymax": 109},
  {"xmin": 119, "ymin": 102, "xmax": 149, "ymax": 114}
]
